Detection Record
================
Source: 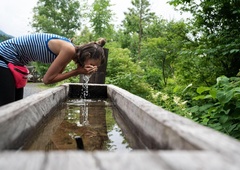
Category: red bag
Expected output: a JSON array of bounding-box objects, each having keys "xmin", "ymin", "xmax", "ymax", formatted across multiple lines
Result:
[{"xmin": 8, "ymin": 63, "xmax": 29, "ymax": 89}]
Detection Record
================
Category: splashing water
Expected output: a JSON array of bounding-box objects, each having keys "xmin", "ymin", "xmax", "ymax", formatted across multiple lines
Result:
[
  {"xmin": 82, "ymin": 74, "xmax": 92, "ymax": 99},
  {"xmin": 80, "ymin": 101, "xmax": 89, "ymax": 126},
  {"xmin": 74, "ymin": 99, "xmax": 89, "ymax": 127},
  {"xmin": 79, "ymin": 74, "xmax": 92, "ymax": 126}
]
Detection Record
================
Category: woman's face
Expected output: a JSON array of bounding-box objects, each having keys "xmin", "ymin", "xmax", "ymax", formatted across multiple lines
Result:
[{"xmin": 84, "ymin": 58, "xmax": 101, "ymax": 67}]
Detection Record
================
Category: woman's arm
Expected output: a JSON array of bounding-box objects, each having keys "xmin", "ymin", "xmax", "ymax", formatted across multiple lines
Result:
[
  {"xmin": 43, "ymin": 39, "xmax": 97, "ymax": 84},
  {"xmin": 42, "ymin": 44, "xmax": 76, "ymax": 84}
]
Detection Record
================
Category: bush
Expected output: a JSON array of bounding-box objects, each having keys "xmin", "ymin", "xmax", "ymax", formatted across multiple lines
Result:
[{"xmin": 188, "ymin": 76, "xmax": 240, "ymax": 139}]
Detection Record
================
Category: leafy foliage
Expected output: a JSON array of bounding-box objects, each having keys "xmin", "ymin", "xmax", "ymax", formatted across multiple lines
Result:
[
  {"xmin": 169, "ymin": 0, "xmax": 240, "ymax": 77},
  {"xmin": 106, "ymin": 42, "xmax": 152, "ymax": 99},
  {"xmin": 90, "ymin": 0, "xmax": 115, "ymax": 39},
  {"xmin": 188, "ymin": 76, "xmax": 240, "ymax": 139},
  {"xmin": 32, "ymin": 0, "xmax": 82, "ymax": 38},
  {"xmin": 31, "ymin": 62, "xmax": 50, "ymax": 79},
  {"xmin": 122, "ymin": 0, "xmax": 156, "ymax": 60}
]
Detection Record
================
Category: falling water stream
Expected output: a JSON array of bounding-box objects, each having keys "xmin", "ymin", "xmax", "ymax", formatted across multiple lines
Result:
[
  {"xmin": 78, "ymin": 74, "xmax": 92, "ymax": 127},
  {"xmin": 81, "ymin": 74, "xmax": 92, "ymax": 99}
]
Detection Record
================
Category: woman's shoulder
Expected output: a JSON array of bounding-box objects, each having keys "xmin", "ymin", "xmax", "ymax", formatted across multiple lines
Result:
[{"xmin": 48, "ymin": 38, "xmax": 75, "ymax": 55}]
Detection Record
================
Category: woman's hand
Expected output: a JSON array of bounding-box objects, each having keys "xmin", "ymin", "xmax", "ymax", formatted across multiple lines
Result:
[{"xmin": 76, "ymin": 64, "xmax": 98, "ymax": 75}]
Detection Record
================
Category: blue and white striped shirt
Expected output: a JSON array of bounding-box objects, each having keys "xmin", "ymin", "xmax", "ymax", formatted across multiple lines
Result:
[{"xmin": 0, "ymin": 33, "xmax": 72, "ymax": 68}]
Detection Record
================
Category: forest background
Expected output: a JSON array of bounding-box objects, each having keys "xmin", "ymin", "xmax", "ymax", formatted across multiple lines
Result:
[{"xmin": 1, "ymin": 0, "xmax": 240, "ymax": 140}]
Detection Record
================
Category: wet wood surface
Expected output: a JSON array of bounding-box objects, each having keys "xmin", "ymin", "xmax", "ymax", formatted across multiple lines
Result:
[{"xmin": 0, "ymin": 150, "xmax": 239, "ymax": 170}]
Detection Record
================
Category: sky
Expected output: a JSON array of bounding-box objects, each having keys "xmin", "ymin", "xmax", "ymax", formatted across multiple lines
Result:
[{"xmin": 0, "ymin": 0, "xmax": 190, "ymax": 37}]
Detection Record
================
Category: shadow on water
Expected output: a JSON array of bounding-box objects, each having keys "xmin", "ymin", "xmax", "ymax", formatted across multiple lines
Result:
[{"xmin": 22, "ymin": 98, "xmax": 133, "ymax": 152}]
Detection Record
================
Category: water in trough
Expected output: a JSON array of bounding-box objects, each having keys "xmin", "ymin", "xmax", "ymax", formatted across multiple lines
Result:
[{"xmin": 22, "ymin": 75, "xmax": 136, "ymax": 151}]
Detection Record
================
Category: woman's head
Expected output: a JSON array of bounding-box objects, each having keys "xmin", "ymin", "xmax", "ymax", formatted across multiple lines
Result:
[{"xmin": 75, "ymin": 38, "xmax": 106, "ymax": 67}]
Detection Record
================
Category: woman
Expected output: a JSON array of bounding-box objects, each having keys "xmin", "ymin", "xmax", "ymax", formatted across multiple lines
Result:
[{"xmin": 0, "ymin": 33, "xmax": 106, "ymax": 106}]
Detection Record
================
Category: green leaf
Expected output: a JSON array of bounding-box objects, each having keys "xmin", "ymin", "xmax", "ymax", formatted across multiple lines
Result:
[
  {"xmin": 227, "ymin": 124, "xmax": 238, "ymax": 132},
  {"xmin": 197, "ymin": 86, "xmax": 210, "ymax": 94},
  {"xmin": 204, "ymin": 94, "xmax": 213, "ymax": 99},
  {"xmin": 216, "ymin": 90, "xmax": 233, "ymax": 104},
  {"xmin": 199, "ymin": 103, "xmax": 214, "ymax": 112},
  {"xmin": 216, "ymin": 76, "xmax": 229, "ymax": 86},
  {"xmin": 210, "ymin": 123, "xmax": 222, "ymax": 131},
  {"xmin": 230, "ymin": 49, "xmax": 239, "ymax": 54},
  {"xmin": 188, "ymin": 106, "xmax": 199, "ymax": 113},
  {"xmin": 209, "ymin": 88, "xmax": 217, "ymax": 99},
  {"xmin": 193, "ymin": 95, "xmax": 206, "ymax": 100},
  {"xmin": 219, "ymin": 115, "xmax": 228, "ymax": 124},
  {"xmin": 202, "ymin": 118, "xmax": 209, "ymax": 125},
  {"xmin": 208, "ymin": 106, "xmax": 217, "ymax": 113},
  {"xmin": 233, "ymin": 87, "xmax": 240, "ymax": 93}
]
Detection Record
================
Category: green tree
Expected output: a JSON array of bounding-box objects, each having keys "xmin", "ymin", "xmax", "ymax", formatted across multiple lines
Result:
[
  {"xmin": 122, "ymin": 0, "xmax": 156, "ymax": 60},
  {"xmin": 144, "ymin": 16, "xmax": 167, "ymax": 38},
  {"xmin": 169, "ymin": 0, "xmax": 240, "ymax": 78},
  {"xmin": 73, "ymin": 26, "xmax": 94, "ymax": 45},
  {"xmin": 89, "ymin": 0, "xmax": 114, "ymax": 39},
  {"xmin": 31, "ymin": 0, "xmax": 83, "ymax": 38},
  {"xmin": 106, "ymin": 42, "xmax": 152, "ymax": 99},
  {"xmin": 141, "ymin": 20, "xmax": 190, "ymax": 87}
]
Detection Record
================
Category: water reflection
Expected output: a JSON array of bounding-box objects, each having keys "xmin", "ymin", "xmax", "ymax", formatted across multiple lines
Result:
[{"xmin": 67, "ymin": 99, "xmax": 132, "ymax": 151}]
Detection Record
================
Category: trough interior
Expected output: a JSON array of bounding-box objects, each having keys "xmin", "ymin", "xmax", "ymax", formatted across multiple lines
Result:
[
  {"xmin": 21, "ymin": 84, "xmax": 150, "ymax": 151},
  {"xmin": 22, "ymin": 98, "xmax": 136, "ymax": 151}
]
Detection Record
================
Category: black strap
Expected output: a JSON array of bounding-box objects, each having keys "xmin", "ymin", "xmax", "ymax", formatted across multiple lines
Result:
[{"xmin": 0, "ymin": 55, "xmax": 9, "ymax": 64}]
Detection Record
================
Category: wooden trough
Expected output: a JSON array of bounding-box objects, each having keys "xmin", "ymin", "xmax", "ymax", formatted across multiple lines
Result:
[{"xmin": 0, "ymin": 83, "xmax": 239, "ymax": 170}]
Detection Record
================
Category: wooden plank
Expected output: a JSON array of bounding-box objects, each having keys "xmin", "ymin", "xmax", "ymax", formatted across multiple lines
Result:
[
  {"xmin": 158, "ymin": 151, "xmax": 240, "ymax": 170},
  {"xmin": 1, "ymin": 150, "xmax": 240, "ymax": 170},
  {"xmin": 44, "ymin": 151, "xmax": 99, "ymax": 170},
  {"xmin": 93, "ymin": 151, "xmax": 171, "ymax": 170},
  {"xmin": 0, "ymin": 151, "xmax": 45, "ymax": 170}
]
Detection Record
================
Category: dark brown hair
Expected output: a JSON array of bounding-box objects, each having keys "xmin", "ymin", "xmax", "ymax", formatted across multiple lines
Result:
[{"xmin": 75, "ymin": 38, "xmax": 106, "ymax": 67}]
